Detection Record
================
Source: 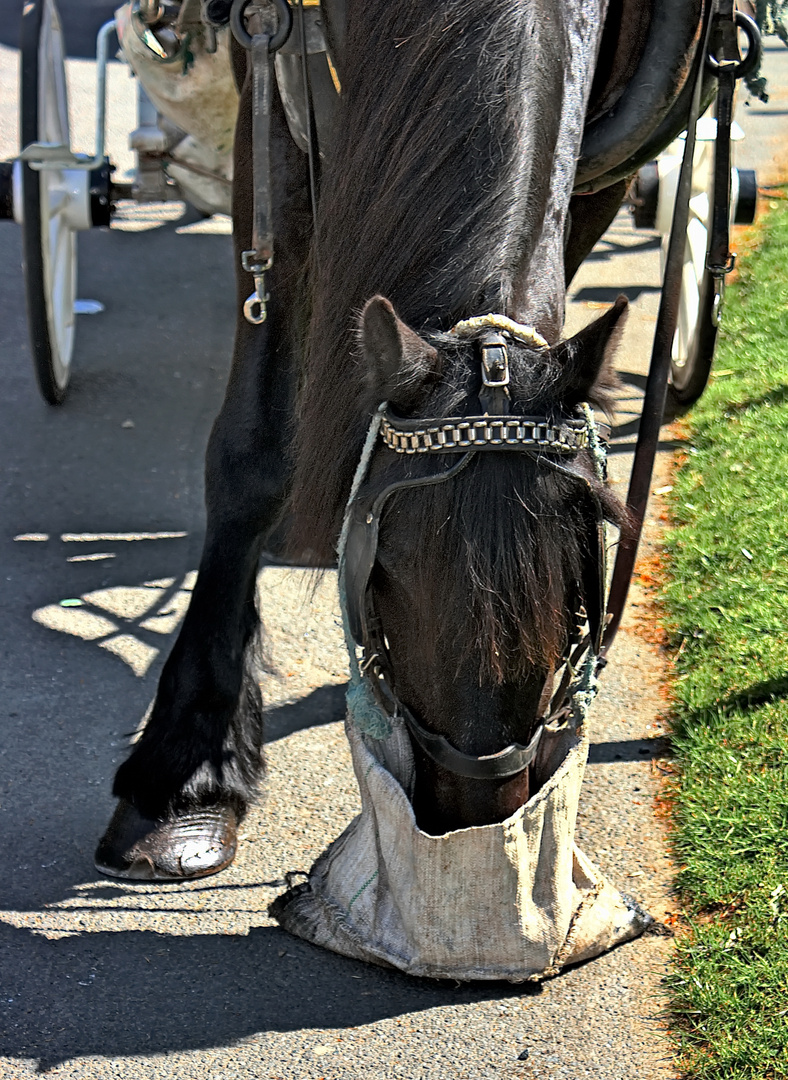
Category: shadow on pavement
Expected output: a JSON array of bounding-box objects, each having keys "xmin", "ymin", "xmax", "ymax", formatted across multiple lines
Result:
[
  {"xmin": 572, "ymin": 284, "xmax": 661, "ymax": 304},
  {"xmin": 588, "ymin": 737, "xmax": 673, "ymax": 764},
  {"xmin": 0, "ymin": 206, "xmax": 232, "ymax": 909},
  {"xmin": 265, "ymin": 684, "xmax": 347, "ymax": 743},
  {"xmin": 0, "ymin": 920, "xmax": 538, "ymax": 1070}
]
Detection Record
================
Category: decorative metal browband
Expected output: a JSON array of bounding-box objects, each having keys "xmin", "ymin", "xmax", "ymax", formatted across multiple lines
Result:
[{"xmin": 380, "ymin": 410, "xmax": 590, "ymax": 455}]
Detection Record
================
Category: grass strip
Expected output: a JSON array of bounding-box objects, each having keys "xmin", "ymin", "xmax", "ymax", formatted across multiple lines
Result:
[{"xmin": 660, "ymin": 201, "xmax": 788, "ymax": 1079}]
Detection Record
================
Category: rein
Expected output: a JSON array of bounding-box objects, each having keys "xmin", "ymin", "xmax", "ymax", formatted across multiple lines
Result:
[{"xmin": 338, "ymin": 321, "xmax": 610, "ymax": 783}]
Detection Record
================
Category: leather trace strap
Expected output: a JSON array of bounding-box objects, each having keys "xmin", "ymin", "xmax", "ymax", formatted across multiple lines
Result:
[
  {"xmin": 232, "ymin": 0, "xmax": 292, "ymax": 324},
  {"xmin": 600, "ymin": 0, "xmax": 757, "ymax": 662},
  {"xmin": 705, "ymin": 5, "xmax": 760, "ymax": 326}
]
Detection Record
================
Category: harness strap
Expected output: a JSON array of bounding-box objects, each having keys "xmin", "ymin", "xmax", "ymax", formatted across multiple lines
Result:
[
  {"xmin": 600, "ymin": 0, "xmax": 714, "ymax": 659},
  {"xmin": 403, "ymin": 709, "xmax": 544, "ymax": 781},
  {"xmin": 231, "ymin": 0, "xmax": 292, "ymax": 324}
]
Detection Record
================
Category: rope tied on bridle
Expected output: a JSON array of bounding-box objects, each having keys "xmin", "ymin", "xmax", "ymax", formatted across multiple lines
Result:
[
  {"xmin": 338, "ymin": 404, "xmax": 393, "ymax": 739},
  {"xmin": 450, "ymin": 314, "xmax": 549, "ymax": 349}
]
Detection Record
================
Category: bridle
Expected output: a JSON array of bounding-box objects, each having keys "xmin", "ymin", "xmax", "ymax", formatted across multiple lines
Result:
[{"xmin": 340, "ymin": 322, "xmax": 611, "ymax": 783}]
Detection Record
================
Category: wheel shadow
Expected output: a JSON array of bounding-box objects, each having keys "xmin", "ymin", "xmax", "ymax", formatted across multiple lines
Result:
[
  {"xmin": 608, "ymin": 370, "xmax": 685, "ymax": 453},
  {"xmin": 579, "ymin": 234, "xmax": 661, "ymax": 265}
]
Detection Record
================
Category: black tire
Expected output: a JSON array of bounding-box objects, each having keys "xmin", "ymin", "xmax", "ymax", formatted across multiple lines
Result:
[{"xmin": 20, "ymin": 0, "xmax": 76, "ymax": 404}]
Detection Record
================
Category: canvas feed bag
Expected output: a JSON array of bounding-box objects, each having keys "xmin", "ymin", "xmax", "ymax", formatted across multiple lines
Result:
[
  {"xmin": 271, "ymin": 703, "xmax": 651, "ymax": 981},
  {"xmin": 271, "ymin": 404, "xmax": 652, "ymax": 979}
]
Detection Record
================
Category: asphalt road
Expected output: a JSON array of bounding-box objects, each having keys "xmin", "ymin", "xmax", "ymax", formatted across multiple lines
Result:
[{"xmin": 1, "ymin": 10, "xmax": 787, "ymax": 1079}]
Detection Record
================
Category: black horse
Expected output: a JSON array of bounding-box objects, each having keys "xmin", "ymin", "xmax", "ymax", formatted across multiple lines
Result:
[{"xmin": 96, "ymin": 0, "xmax": 706, "ymax": 878}]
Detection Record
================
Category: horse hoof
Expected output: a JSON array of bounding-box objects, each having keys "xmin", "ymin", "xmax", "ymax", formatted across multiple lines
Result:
[{"xmin": 94, "ymin": 799, "xmax": 237, "ymax": 881}]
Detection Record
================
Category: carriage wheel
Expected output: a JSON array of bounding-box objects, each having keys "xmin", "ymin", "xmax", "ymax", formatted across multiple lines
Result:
[
  {"xmin": 20, "ymin": 0, "xmax": 80, "ymax": 405},
  {"xmin": 665, "ymin": 128, "xmax": 719, "ymax": 408},
  {"xmin": 633, "ymin": 118, "xmax": 755, "ymax": 411}
]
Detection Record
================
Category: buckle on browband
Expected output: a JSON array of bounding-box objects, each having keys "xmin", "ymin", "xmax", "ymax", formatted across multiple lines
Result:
[{"xmin": 480, "ymin": 332, "xmax": 510, "ymax": 389}]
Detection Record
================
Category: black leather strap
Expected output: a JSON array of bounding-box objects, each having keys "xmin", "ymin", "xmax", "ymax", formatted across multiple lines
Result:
[
  {"xmin": 402, "ymin": 708, "xmax": 545, "ymax": 781},
  {"xmin": 706, "ymin": 0, "xmax": 739, "ymax": 279},
  {"xmin": 601, "ymin": 0, "xmax": 714, "ymax": 659},
  {"xmin": 343, "ymin": 453, "xmax": 475, "ymax": 646}
]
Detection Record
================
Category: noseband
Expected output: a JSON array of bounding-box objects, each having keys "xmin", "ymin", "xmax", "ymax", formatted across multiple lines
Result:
[{"xmin": 339, "ymin": 323, "xmax": 610, "ymax": 783}]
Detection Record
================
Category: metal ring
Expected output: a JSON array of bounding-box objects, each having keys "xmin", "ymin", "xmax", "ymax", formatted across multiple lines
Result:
[
  {"xmin": 706, "ymin": 11, "xmax": 761, "ymax": 80},
  {"xmin": 230, "ymin": 0, "xmax": 292, "ymax": 51}
]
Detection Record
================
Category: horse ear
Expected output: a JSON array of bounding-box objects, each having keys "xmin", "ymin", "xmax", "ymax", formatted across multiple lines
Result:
[
  {"xmin": 361, "ymin": 296, "xmax": 441, "ymax": 408},
  {"xmin": 551, "ymin": 295, "xmax": 628, "ymax": 410}
]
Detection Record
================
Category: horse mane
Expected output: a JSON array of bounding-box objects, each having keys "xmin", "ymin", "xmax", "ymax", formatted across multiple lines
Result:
[{"xmin": 288, "ymin": 0, "xmax": 567, "ymax": 561}]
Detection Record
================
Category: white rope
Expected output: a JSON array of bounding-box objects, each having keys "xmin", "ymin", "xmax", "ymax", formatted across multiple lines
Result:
[
  {"xmin": 336, "ymin": 402, "xmax": 387, "ymax": 570},
  {"xmin": 579, "ymin": 402, "xmax": 607, "ymax": 482},
  {"xmin": 450, "ymin": 314, "xmax": 549, "ymax": 349}
]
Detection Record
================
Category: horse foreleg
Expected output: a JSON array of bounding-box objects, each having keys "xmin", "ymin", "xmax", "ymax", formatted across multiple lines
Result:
[{"xmin": 95, "ymin": 58, "xmax": 312, "ymax": 881}]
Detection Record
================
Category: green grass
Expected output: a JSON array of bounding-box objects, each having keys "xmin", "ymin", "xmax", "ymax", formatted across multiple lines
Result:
[{"xmin": 660, "ymin": 200, "xmax": 788, "ymax": 1079}]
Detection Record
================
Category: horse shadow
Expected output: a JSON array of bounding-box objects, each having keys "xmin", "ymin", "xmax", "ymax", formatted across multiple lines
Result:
[{"xmin": 0, "ymin": 917, "xmax": 538, "ymax": 1072}]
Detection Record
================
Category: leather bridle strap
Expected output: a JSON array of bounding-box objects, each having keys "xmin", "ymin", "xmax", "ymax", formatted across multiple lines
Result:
[
  {"xmin": 402, "ymin": 707, "xmax": 545, "ymax": 781},
  {"xmin": 343, "ymin": 452, "xmax": 476, "ymax": 647},
  {"xmin": 599, "ymin": 1, "xmax": 714, "ymax": 661}
]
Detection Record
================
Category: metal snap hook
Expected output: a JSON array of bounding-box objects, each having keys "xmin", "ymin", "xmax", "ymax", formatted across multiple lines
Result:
[{"xmin": 243, "ymin": 284, "xmax": 269, "ymax": 324}]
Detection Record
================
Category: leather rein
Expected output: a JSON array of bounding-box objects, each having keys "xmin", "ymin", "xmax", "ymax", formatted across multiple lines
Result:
[{"xmin": 341, "ymin": 327, "xmax": 610, "ymax": 783}]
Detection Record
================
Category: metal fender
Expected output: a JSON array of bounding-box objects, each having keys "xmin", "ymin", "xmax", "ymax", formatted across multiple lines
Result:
[{"xmin": 575, "ymin": 0, "xmax": 706, "ymax": 193}]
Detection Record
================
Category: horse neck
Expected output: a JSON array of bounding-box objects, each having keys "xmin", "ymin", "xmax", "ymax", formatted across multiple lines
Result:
[
  {"xmin": 289, "ymin": 0, "xmax": 609, "ymax": 560},
  {"xmin": 511, "ymin": 4, "xmax": 612, "ymax": 339}
]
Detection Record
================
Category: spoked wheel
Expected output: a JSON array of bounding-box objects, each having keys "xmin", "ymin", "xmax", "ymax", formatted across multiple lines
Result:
[{"xmin": 20, "ymin": 0, "xmax": 79, "ymax": 404}]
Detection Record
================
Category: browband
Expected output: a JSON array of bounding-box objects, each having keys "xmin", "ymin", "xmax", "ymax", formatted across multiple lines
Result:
[{"xmin": 381, "ymin": 410, "xmax": 594, "ymax": 455}]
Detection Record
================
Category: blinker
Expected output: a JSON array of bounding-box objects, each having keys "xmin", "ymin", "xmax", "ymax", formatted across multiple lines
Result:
[{"xmin": 343, "ymin": 495, "xmax": 379, "ymax": 647}]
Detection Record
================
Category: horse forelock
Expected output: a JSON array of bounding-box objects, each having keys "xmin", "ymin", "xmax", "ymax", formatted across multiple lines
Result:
[
  {"xmin": 288, "ymin": 0, "xmax": 607, "ymax": 563},
  {"xmin": 377, "ymin": 456, "xmax": 607, "ymax": 686},
  {"xmin": 364, "ymin": 342, "xmax": 624, "ymax": 685}
]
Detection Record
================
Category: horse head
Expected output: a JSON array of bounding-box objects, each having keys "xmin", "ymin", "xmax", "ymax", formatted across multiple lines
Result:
[
  {"xmin": 343, "ymin": 294, "xmax": 628, "ymax": 834},
  {"xmin": 287, "ymin": 0, "xmax": 627, "ymax": 835}
]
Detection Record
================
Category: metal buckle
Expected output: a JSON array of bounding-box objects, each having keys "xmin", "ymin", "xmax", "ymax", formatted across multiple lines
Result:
[{"xmin": 479, "ymin": 333, "xmax": 510, "ymax": 388}]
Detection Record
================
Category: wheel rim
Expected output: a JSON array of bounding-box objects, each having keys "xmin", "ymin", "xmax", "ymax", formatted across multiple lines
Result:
[
  {"xmin": 21, "ymin": 0, "xmax": 79, "ymax": 402},
  {"xmin": 37, "ymin": 0, "xmax": 77, "ymax": 392},
  {"xmin": 665, "ymin": 137, "xmax": 712, "ymax": 372}
]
